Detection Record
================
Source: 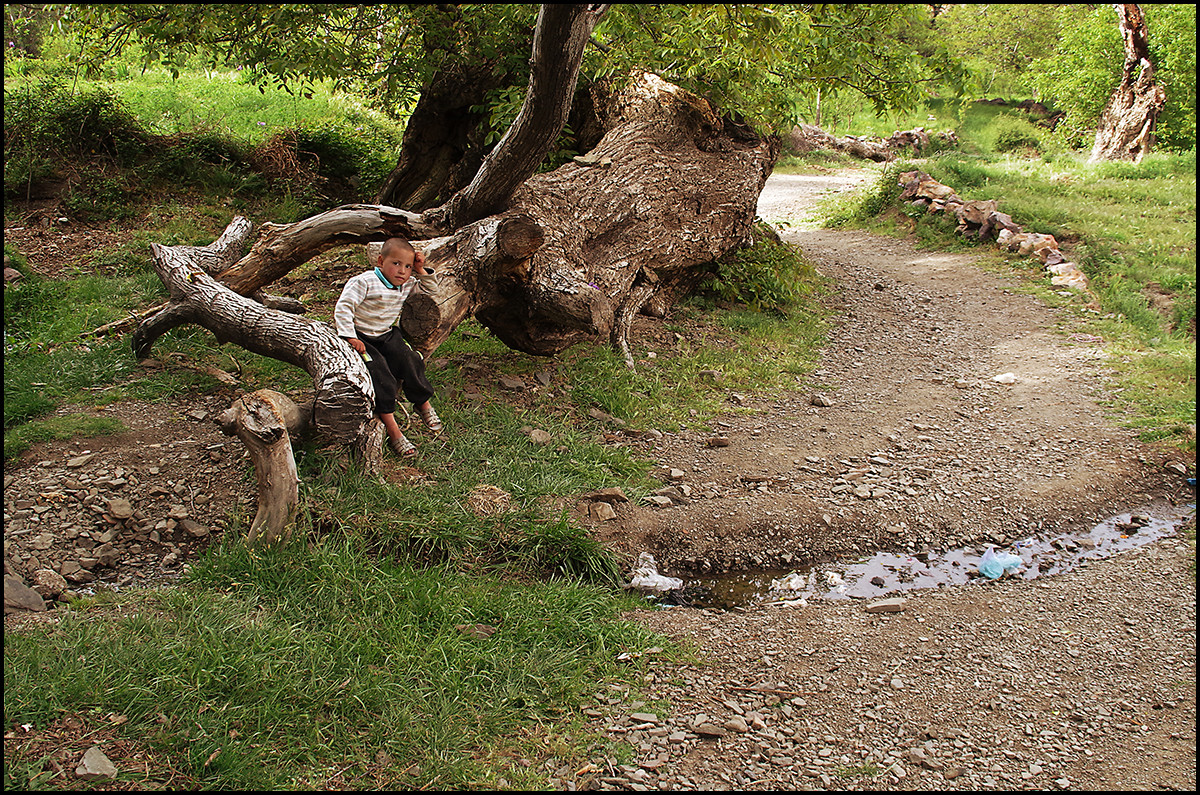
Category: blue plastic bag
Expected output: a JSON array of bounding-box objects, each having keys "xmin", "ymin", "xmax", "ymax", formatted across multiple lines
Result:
[{"xmin": 978, "ymin": 547, "xmax": 1022, "ymax": 579}]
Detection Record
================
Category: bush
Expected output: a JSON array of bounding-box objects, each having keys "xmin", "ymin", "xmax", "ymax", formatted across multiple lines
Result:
[
  {"xmin": 992, "ymin": 115, "xmax": 1042, "ymax": 154},
  {"xmin": 4, "ymin": 79, "xmax": 147, "ymax": 163},
  {"xmin": 706, "ymin": 222, "xmax": 818, "ymax": 314}
]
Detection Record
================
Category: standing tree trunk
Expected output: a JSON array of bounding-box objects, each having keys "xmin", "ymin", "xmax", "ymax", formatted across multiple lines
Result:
[
  {"xmin": 373, "ymin": 59, "xmax": 512, "ymax": 211},
  {"xmin": 1089, "ymin": 3, "xmax": 1165, "ymax": 163},
  {"xmin": 423, "ymin": 3, "xmax": 612, "ymax": 232}
]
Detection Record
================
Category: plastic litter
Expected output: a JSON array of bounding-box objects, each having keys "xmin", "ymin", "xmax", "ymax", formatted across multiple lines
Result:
[
  {"xmin": 770, "ymin": 571, "xmax": 807, "ymax": 591},
  {"xmin": 629, "ymin": 552, "xmax": 683, "ymax": 594},
  {"xmin": 978, "ymin": 546, "xmax": 1023, "ymax": 579},
  {"xmin": 992, "ymin": 372, "xmax": 1017, "ymax": 384}
]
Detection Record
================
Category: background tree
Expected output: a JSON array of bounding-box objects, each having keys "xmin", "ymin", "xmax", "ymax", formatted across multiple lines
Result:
[
  {"xmin": 941, "ymin": 3, "xmax": 1195, "ymax": 153},
  {"xmin": 1087, "ymin": 4, "xmax": 1165, "ymax": 163},
  {"xmin": 935, "ymin": 4, "xmax": 1063, "ymax": 98}
]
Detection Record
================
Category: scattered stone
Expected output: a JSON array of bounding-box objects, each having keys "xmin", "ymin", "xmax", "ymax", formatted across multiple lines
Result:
[
  {"xmin": 582, "ymin": 487, "xmax": 629, "ymax": 504},
  {"xmin": 31, "ymin": 569, "xmax": 68, "ymax": 599},
  {"xmin": 455, "ymin": 623, "xmax": 497, "ymax": 639},
  {"xmin": 106, "ymin": 498, "xmax": 134, "ymax": 520},
  {"xmin": 5, "ymin": 575, "xmax": 47, "ymax": 613},
  {"xmin": 810, "ymin": 393, "xmax": 834, "ymax": 407},
  {"xmin": 76, "ymin": 746, "xmax": 118, "ymax": 781},
  {"xmin": 865, "ymin": 597, "xmax": 907, "ymax": 613},
  {"xmin": 177, "ymin": 519, "xmax": 211, "ymax": 538},
  {"xmin": 588, "ymin": 407, "xmax": 627, "ymax": 427},
  {"xmin": 590, "ymin": 502, "xmax": 617, "ymax": 521},
  {"xmin": 723, "ymin": 716, "xmax": 749, "ymax": 733}
]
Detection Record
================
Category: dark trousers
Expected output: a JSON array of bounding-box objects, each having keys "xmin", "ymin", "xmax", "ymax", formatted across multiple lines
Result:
[{"xmin": 359, "ymin": 327, "xmax": 435, "ymax": 415}]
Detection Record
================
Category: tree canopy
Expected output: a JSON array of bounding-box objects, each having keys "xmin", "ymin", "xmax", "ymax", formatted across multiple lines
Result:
[{"xmin": 59, "ymin": 3, "xmax": 964, "ymax": 135}]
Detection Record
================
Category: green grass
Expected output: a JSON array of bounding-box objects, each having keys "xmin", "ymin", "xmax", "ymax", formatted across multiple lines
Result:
[{"xmin": 4, "ymin": 535, "xmax": 662, "ymax": 789}]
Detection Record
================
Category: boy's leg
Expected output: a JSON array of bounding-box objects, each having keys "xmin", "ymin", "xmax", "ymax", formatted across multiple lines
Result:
[
  {"xmin": 360, "ymin": 334, "xmax": 415, "ymax": 455},
  {"xmin": 380, "ymin": 411, "xmax": 415, "ymax": 456},
  {"xmin": 374, "ymin": 329, "xmax": 436, "ymax": 414},
  {"xmin": 360, "ymin": 337, "xmax": 400, "ymax": 415}
]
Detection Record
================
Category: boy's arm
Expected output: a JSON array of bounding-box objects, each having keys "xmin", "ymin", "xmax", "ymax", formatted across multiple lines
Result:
[
  {"xmin": 413, "ymin": 250, "xmax": 438, "ymax": 294},
  {"xmin": 333, "ymin": 277, "xmax": 367, "ymax": 353}
]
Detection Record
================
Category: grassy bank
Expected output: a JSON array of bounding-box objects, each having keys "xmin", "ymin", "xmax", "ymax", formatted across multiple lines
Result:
[{"xmin": 4, "ymin": 537, "xmax": 664, "ymax": 789}]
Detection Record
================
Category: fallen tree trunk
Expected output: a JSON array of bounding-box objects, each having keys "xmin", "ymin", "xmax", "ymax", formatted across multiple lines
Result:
[
  {"xmin": 134, "ymin": 72, "xmax": 776, "ymax": 469},
  {"xmin": 785, "ymin": 123, "xmax": 953, "ymax": 162}
]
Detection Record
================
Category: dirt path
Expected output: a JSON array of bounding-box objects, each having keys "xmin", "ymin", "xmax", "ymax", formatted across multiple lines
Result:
[
  {"xmin": 3, "ymin": 168, "xmax": 1194, "ymax": 791},
  {"xmin": 571, "ymin": 168, "xmax": 1196, "ymax": 791}
]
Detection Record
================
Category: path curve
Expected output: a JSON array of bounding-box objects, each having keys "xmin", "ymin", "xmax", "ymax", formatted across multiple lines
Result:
[{"xmin": 572, "ymin": 168, "xmax": 1196, "ymax": 792}]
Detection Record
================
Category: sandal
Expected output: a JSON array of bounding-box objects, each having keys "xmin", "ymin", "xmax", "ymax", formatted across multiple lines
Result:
[
  {"xmin": 388, "ymin": 434, "xmax": 417, "ymax": 457},
  {"xmin": 418, "ymin": 404, "xmax": 443, "ymax": 433}
]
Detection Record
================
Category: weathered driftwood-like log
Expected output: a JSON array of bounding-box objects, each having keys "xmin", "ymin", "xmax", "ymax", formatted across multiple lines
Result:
[
  {"xmin": 133, "ymin": 205, "xmax": 441, "ymax": 356},
  {"xmin": 218, "ymin": 389, "xmax": 309, "ymax": 544},
  {"xmin": 90, "ymin": 216, "xmax": 255, "ymax": 339},
  {"xmin": 1089, "ymin": 4, "xmax": 1165, "ymax": 163},
  {"xmin": 219, "ymin": 204, "xmax": 440, "ymax": 296},
  {"xmin": 139, "ymin": 240, "xmax": 376, "ymax": 447},
  {"xmin": 787, "ymin": 124, "xmax": 954, "ymax": 162}
]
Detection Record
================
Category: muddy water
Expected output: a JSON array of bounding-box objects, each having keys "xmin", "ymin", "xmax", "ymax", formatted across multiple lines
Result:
[{"xmin": 673, "ymin": 500, "xmax": 1196, "ymax": 610}]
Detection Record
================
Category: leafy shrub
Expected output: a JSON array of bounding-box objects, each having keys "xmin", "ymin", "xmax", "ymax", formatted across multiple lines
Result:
[
  {"xmin": 706, "ymin": 222, "xmax": 818, "ymax": 313},
  {"xmin": 992, "ymin": 115, "xmax": 1042, "ymax": 154},
  {"xmin": 4, "ymin": 79, "xmax": 147, "ymax": 162}
]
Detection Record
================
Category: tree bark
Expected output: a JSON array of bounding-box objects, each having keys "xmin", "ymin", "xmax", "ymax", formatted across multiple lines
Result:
[
  {"xmin": 423, "ymin": 4, "xmax": 611, "ymax": 232},
  {"xmin": 1089, "ymin": 3, "xmax": 1165, "ymax": 164}
]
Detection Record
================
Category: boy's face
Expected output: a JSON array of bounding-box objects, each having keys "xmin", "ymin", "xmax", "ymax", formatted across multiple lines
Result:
[{"xmin": 378, "ymin": 247, "xmax": 414, "ymax": 286}]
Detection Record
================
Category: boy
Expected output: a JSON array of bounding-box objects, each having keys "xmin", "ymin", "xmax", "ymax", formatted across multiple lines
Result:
[{"xmin": 334, "ymin": 237, "xmax": 442, "ymax": 457}]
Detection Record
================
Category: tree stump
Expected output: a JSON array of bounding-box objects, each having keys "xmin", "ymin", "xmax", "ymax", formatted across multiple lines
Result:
[{"xmin": 218, "ymin": 390, "xmax": 309, "ymax": 544}]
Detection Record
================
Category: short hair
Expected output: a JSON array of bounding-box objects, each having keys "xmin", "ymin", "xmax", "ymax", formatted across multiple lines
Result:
[{"xmin": 379, "ymin": 237, "xmax": 414, "ymax": 261}]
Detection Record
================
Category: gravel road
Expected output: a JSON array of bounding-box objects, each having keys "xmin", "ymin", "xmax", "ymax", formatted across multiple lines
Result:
[{"xmin": 566, "ymin": 168, "xmax": 1197, "ymax": 791}]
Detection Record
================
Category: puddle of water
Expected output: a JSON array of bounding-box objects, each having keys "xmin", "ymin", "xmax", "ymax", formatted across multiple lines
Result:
[{"xmin": 664, "ymin": 502, "xmax": 1195, "ymax": 610}]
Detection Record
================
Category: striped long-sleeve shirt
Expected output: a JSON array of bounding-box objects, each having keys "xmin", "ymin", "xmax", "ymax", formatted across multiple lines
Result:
[{"xmin": 333, "ymin": 269, "xmax": 421, "ymax": 339}]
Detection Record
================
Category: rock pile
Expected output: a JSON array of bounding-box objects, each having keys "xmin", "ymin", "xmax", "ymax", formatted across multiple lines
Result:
[
  {"xmin": 3, "ymin": 402, "xmax": 254, "ymax": 608},
  {"xmin": 898, "ymin": 171, "xmax": 1090, "ymax": 293}
]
